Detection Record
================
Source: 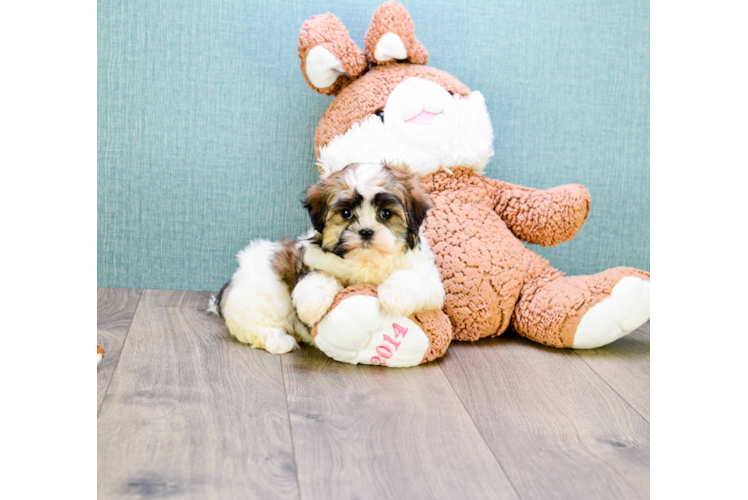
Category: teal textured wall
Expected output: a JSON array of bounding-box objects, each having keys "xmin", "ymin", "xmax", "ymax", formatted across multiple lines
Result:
[{"xmin": 98, "ymin": 0, "xmax": 649, "ymax": 291}]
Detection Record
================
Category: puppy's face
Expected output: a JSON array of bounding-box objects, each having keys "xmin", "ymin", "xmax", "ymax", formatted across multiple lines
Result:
[{"xmin": 303, "ymin": 163, "xmax": 432, "ymax": 262}]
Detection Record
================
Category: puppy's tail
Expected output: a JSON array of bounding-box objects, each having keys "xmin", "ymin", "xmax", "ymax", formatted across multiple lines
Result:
[{"xmin": 207, "ymin": 281, "xmax": 230, "ymax": 318}]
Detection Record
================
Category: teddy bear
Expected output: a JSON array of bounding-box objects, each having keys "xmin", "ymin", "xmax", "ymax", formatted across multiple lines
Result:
[{"xmin": 296, "ymin": 2, "xmax": 650, "ymax": 367}]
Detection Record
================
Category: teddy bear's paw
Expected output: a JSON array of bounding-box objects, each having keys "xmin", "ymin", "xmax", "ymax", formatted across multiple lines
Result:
[
  {"xmin": 573, "ymin": 277, "xmax": 650, "ymax": 349},
  {"xmin": 314, "ymin": 295, "xmax": 429, "ymax": 367}
]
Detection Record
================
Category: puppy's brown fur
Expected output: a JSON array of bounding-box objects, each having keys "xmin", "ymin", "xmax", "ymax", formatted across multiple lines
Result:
[
  {"xmin": 271, "ymin": 238, "xmax": 310, "ymax": 295},
  {"xmin": 303, "ymin": 163, "xmax": 432, "ymax": 257}
]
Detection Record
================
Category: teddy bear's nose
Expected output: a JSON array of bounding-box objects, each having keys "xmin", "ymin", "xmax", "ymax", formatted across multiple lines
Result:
[{"xmin": 402, "ymin": 77, "xmax": 425, "ymax": 90}]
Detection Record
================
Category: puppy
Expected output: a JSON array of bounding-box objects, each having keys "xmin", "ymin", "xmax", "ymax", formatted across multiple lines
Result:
[{"xmin": 208, "ymin": 162, "xmax": 445, "ymax": 354}]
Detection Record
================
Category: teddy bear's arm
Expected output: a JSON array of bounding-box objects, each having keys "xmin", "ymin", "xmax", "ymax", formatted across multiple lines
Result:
[{"xmin": 488, "ymin": 180, "xmax": 591, "ymax": 247}]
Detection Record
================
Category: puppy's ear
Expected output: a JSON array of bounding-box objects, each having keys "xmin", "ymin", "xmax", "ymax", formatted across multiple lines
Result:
[
  {"xmin": 404, "ymin": 182, "xmax": 432, "ymax": 249},
  {"xmin": 303, "ymin": 180, "xmax": 328, "ymax": 233},
  {"xmin": 384, "ymin": 163, "xmax": 433, "ymax": 249}
]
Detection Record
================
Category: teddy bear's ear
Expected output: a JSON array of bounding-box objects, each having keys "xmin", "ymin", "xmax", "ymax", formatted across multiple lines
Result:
[
  {"xmin": 298, "ymin": 14, "xmax": 368, "ymax": 95},
  {"xmin": 364, "ymin": 2, "xmax": 428, "ymax": 66}
]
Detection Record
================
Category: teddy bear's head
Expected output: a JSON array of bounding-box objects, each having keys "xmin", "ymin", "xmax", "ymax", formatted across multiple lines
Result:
[{"xmin": 298, "ymin": 1, "xmax": 494, "ymax": 178}]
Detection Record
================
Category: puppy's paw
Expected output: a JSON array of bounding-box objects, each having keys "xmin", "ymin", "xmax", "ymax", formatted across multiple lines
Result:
[
  {"xmin": 292, "ymin": 273, "xmax": 343, "ymax": 327},
  {"xmin": 378, "ymin": 289, "xmax": 418, "ymax": 317},
  {"xmin": 295, "ymin": 294, "xmax": 336, "ymax": 327},
  {"xmin": 377, "ymin": 272, "xmax": 421, "ymax": 317},
  {"xmin": 261, "ymin": 328, "xmax": 299, "ymax": 354}
]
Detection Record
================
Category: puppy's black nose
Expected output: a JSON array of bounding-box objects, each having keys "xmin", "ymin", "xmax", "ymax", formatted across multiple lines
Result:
[{"xmin": 359, "ymin": 228, "xmax": 374, "ymax": 240}]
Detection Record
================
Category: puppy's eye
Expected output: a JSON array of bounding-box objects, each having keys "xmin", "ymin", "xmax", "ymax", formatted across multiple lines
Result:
[
  {"xmin": 380, "ymin": 209, "xmax": 392, "ymax": 220},
  {"xmin": 341, "ymin": 208, "xmax": 353, "ymax": 220},
  {"xmin": 374, "ymin": 109, "xmax": 384, "ymax": 122}
]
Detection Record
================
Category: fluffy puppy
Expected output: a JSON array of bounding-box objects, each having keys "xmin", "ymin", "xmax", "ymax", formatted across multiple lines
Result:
[{"xmin": 209, "ymin": 162, "xmax": 444, "ymax": 354}]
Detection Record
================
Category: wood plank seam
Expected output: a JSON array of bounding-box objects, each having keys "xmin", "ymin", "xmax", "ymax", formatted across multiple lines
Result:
[
  {"xmin": 574, "ymin": 352, "xmax": 650, "ymax": 424},
  {"xmin": 439, "ymin": 337, "xmax": 649, "ymax": 498},
  {"xmin": 279, "ymin": 355, "xmax": 304, "ymax": 500},
  {"xmin": 99, "ymin": 290, "xmax": 301, "ymax": 498},
  {"xmin": 435, "ymin": 359, "xmax": 523, "ymax": 500},
  {"xmin": 97, "ymin": 288, "xmax": 144, "ymax": 419}
]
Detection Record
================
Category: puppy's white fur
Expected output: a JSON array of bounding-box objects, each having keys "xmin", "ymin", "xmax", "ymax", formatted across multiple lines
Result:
[
  {"xmin": 216, "ymin": 240, "xmax": 310, "ymax": 353},
  {"xmin": 211, "ymin": 163, "xmax": 444, "ymax": 355},
  {"xmin": 301, "ymin": 229, "xmax": 443, "ymax": 315},
  {"xmin": 291, "ymin": 270, "xmax": 343, "ymax": 327}
]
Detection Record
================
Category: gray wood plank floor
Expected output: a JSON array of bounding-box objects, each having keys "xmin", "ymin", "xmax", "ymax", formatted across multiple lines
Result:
[
  {"xmin": 97, "ymin": 288, "xmax": 142, "ymax": 413},
  {"xmin": 98, "ymin": 288, "xmax": 650, "ymax": 499}
]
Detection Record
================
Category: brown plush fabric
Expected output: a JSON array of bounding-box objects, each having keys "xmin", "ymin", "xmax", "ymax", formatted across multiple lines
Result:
[
  {"xmin": 314, "ymin": 64, "xmax": 470, "ymax": 161},
  {"xmin": 420, "ymin": 167, "xmax": 602, "ymax": 343},
  {"xmin": 298, "ymin": 13, "xmax": 368, "ymax": 96},
  {"xmin": 489, "ymin": 180, "xmax": 591, "ymax": 247},
  {"xmin": 421, "ymin": 168, "xmax": 528, "ymax": 341},
  {"xmin": 410, "ymin": 309, "xmax": 452, "ymax": 363},
  {"xmin": 512, "ymin": 261, "xmax": 650, "ymax": 347},
  {"xmin": 364, "ymin": 1, "xmax": 429, "ymax": 66},
  {"xmin": 310, "ymin": 284, "xmax": 452, "ymax": 364}
]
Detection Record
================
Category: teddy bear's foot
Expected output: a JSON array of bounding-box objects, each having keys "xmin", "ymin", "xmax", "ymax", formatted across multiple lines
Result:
[
  {"xmin": 573, "ymin": 276, "xmax": 650, "ymax": 349},
  {"xmin": 311, "ymin": 285, "xmax": 452, "ymax": 367},
  {"xmin": 513, "ymin": 265, "xmax": 650, "ymax": 349}
]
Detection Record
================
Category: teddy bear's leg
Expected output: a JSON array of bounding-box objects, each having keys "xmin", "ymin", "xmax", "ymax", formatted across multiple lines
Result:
[
  {"xmin": 312, "ymin": 285, "xmax": 452, "ymax": 367},
  {"xmin": 512, "ymin": 251, "xmax": 650, "ymax": 349}
]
